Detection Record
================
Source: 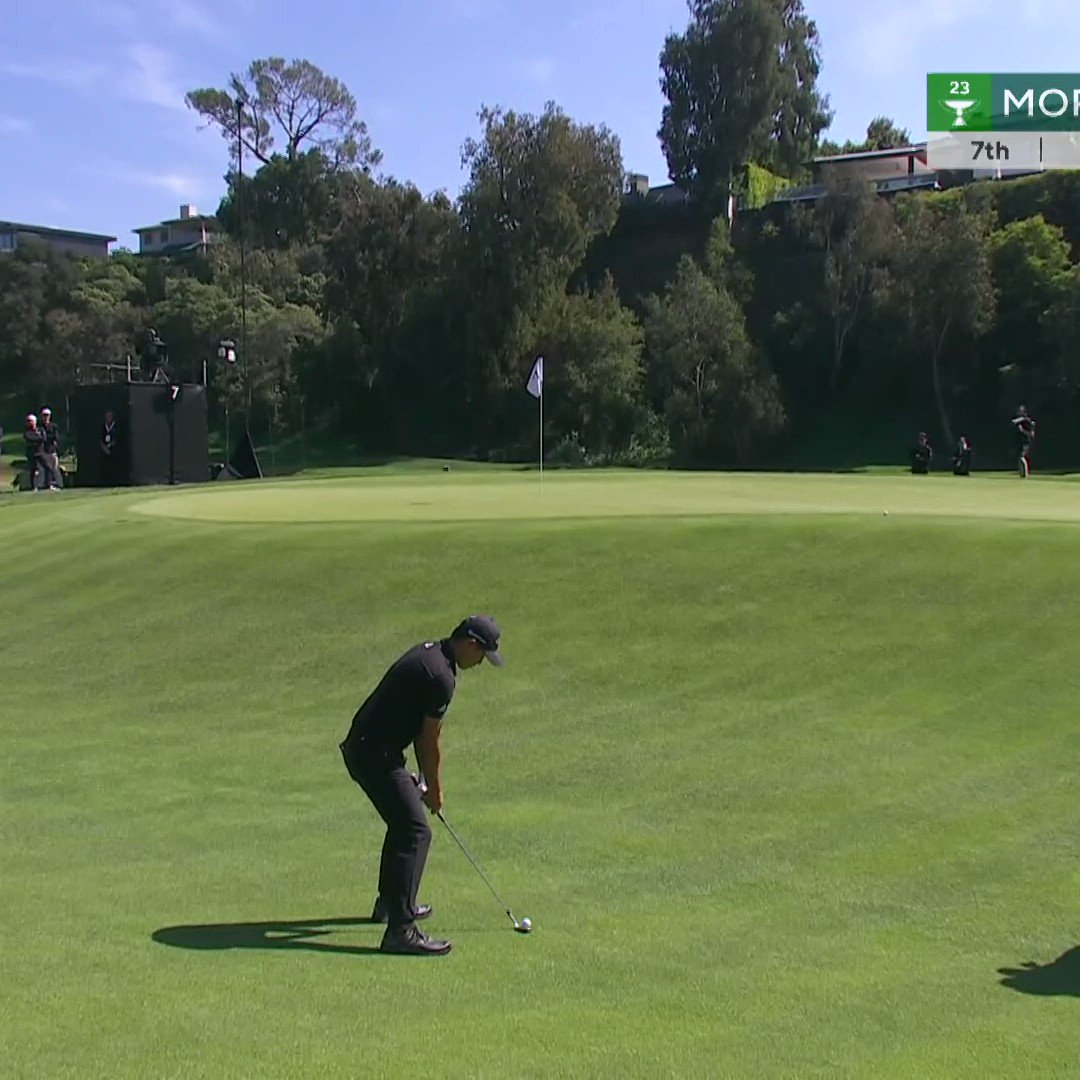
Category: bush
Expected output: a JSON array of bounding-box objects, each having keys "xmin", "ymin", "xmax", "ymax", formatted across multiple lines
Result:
[
  {"xmin": 550, "ymin": 431, "xmax": 590, "ymax": 466},
  {"xmin": 611, "ymin": 411, "xmax": 673, "ymax": 468}
]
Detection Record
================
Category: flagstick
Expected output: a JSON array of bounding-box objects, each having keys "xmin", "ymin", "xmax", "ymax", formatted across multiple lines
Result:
[{"xmin": 539, "ymin": 382, "xmax": 543, "ymax": 493}]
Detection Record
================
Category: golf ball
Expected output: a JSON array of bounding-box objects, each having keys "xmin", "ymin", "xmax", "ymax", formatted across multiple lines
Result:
[
  {"xmin": 521, "ymin": 917, "xmax": 532, "ymax": 932},
  {"xmin": 882, "ymin": 510, "xmax": 889, "ymax": 516}
]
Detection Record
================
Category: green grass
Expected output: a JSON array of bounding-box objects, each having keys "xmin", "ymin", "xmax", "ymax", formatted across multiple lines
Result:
[{"xmin": 3, "ymin": 467, "xmax": 1080, "ymax": 1078}]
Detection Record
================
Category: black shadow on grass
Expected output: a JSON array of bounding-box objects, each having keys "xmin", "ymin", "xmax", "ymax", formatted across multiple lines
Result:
[
  {"xmin": 999, "ymin": 946, "xmax": 1080, "ymax": 996},
  {"xmin": 152, "ymin": 916, "xmax": 390, "ymax": 957}
]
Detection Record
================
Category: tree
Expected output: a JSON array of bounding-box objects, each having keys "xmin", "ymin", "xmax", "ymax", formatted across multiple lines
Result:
[
  {"xmin": 894, "ymin": 195, "xmax": 996, "ymax": 444},
  {"xmin": 804, "ymin": 176, "xmax": 897, "ymax": 389},
  {"xmin": 0, "ymin": 239, "xmax": 82, "ymax": 401},
  {"xmin": 988, "ymin": 217, "xmax": 1076, "ymax": 411},
  {"xmin": 659, "ymin": 0, "xmax": 831, "ymax": 216},
  {"xmin": 217, "ymin": 150, "xmax": 342, "ymax": 248},
  {"xmin": 460, "ymin": 103, "xmax": 624, "ymax": 292},
  {"xmin": 819, "ymin": 116, "xmax": 911, "ymax": 155},
  {"xmin": 319, "ymin": 178, "xmax": 461, "ymax": 447},
  {"xmin": 704, "ymin": 215, "xmax": 754, "ymax": 304},
  {"xmin": 59, "ymin": 258, "xmax": 149, "ymax": 385},
  {"xmin": 1043, "ymin": 267, "xmax": 1080, "ymax": 391},
  {"xmin": 644, "ymin": 255, "xmax": 785, "ymax": 464},
  {"xmin": 456, "ymin": 102, "xmax": 625, "ymax": 452},
  {"xmin": 186, "ymin": 57, "xmax": 381, "ymax": 170},
  {"xmin": 525, "ymin": 277, "xmax": 645, "ymax": 459},
  {"xmin": 864, "ymin": 116, "xmax": 911, "ymax": 151}
]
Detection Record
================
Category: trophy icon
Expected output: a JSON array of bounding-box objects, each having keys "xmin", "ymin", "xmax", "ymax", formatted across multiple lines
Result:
[{"xmin": 943, "ymin": 99, "xmax": 978, "ymax": 127}]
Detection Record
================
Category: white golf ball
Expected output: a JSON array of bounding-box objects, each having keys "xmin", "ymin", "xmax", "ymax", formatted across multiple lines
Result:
[
  {"xmin": 521, "ymin": 917, "xmax": 532, "ymax": 931},
  {"xmin": 882, "ymin": 510, "xmax": 889, "ymax": 516}
]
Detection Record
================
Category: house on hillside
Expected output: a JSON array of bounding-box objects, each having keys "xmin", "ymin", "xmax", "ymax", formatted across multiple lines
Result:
[
  {"xmin": 624, "ymin": 174, "xmax": 691, "ymax": 207},
  {"xmin": 771, "ymin": 145, "xmax": 941, "ymax": 204},
  {"xmin": 770, "ymin": 143, "xmax": 1043, "ymax": 205},
  {"xmin": 133, "ymin": 205, "xmax": 218, "ymax": 255},
  {"xmin": 0, "ymin": 220, "xmax": 115, "ymax": 258}
]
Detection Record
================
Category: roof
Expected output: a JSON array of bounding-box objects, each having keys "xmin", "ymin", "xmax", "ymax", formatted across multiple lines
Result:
[
  {"xmin": 133, "ymin": 215, "xmax": 218, "ymax": 234},
  {"xmin": 0, "ymin": 220, "xmax": 116, "ymax": 243},
  {"xmin": 812, "ymin": 143, "xmax": 928, "ymax": 165},
  {"xmin": 624, "ymin": 182, "xmax": 690, "ymax": 206}
]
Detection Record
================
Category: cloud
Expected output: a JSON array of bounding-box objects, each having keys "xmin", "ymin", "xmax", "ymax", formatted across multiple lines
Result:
[
  {"xmin": 137, "ymin": 171, "xmax": 206, "ymax": 197},
  {"xmin": 0, "ymin": 114, "xmax": 32, "ymax": 135},
  {"xmin": 0, "ymin": 46, "xmax": 187, "ymax": 110},
  {"xmin": 122, "ymin": 44, "xmax": 187, "ymax": 110},
  {"xmin": 521, "ymin": 58, "xmax": 555, "ymax": 84}
]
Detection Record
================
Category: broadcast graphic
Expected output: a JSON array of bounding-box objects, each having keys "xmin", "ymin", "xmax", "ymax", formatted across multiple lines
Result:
[{"xmin": 927, "ymin": 73, "xmax": 1080, "ymax": 169}]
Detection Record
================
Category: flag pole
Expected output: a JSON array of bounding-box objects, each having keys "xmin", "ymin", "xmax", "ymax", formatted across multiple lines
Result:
[
  {"xmin": 526, "ymin": 355, "xmax": 544, "ymax": 492},
  {"xmin": 539, "ymin": 377, "xmax": 543, "ymax": 492}
]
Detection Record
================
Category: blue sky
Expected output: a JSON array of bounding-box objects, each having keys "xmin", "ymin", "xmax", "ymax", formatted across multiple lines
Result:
[{"xmin": 2, "ymin": 0, "xmax": 1080, "ymax": 248}]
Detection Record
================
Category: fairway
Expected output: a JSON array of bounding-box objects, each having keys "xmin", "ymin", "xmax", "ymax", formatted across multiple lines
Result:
[{"xmin": 3, "ymin": 467, "xmax": 1080, "ymax": 1078}]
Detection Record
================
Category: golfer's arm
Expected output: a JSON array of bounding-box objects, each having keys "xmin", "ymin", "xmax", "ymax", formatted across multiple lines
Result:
[{"xmin": 414, "ymin": 716, "xmax": 443, "ymax": 795}]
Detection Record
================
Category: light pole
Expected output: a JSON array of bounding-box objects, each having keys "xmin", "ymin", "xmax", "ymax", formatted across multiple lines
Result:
[{"xmin": 235, "ymin": 97, "xmax": 250, "ymax": 421}]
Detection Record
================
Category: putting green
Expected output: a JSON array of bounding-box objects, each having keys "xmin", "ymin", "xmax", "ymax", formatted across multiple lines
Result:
[{"xmin": 131, "ymin": 470, "xmax": 1080, "ymax": 525}]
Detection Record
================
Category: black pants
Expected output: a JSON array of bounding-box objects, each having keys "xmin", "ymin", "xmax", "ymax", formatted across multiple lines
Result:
[
  {"xmin": 29, "ymin": 454, "xmax": 56, "ymax": 489},
  {"xmin": 340, "ymin": 743, "xmax": 431, "ymax": 930},
  {"xmin": 101, "ymin": 450, "xmax": 124, "ymax": 487}
]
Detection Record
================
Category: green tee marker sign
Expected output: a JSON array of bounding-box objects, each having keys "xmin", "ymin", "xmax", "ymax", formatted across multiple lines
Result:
[
  {"xmin": 927, "ymin": 74, "xmax": 1080, "ymax": 170},
  {"xmin": 928, "ymin": 74, "xmax": 1080, "ymax": 132}
]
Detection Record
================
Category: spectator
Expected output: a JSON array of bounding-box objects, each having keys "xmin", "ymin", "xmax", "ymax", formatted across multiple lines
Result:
[
  {"xmin": 952, "ymin": 435, "xmax": 973, "ymax": 476},
  {"xmin": 23, "ymin": 414, "xmax": 47, "ymax": 492},
  {"xmin": 101, "ymin": 409, "xmax": 121, "ymax": 485},
  {"xmin": 40, "ymin": 407, "xmax": 61, "ymax": 490},
  {"xmin": 910, "ymin": 432, "xmax": 933, "ymax": 475}
]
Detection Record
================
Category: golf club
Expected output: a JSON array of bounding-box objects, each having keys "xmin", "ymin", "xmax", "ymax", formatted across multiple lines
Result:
[{"xmin": 412, "ymin": 774, "xmax": 533, "ymax": 934}]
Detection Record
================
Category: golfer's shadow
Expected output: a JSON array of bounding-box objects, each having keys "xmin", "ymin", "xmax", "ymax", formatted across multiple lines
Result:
[
  {"xmin": 999, "ymin": 946, "xmax": 1080, "ymax": 996},
  {"xmin": 152, "ymin": 916, "xmax": 384, "ymax": 956}
]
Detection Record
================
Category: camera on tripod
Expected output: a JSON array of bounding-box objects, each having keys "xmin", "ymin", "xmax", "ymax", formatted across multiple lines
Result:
[{"xmin": 139, "ymin": 329, "xmax": 173, "ymax": 384}]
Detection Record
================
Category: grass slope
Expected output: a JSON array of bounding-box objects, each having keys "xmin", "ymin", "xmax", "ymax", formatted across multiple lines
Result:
[{"xmin": 2, "ymin": 468, "xmax": 1079, "ymax": 1078}]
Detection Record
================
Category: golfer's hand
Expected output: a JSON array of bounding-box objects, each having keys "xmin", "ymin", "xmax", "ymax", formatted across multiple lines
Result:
[{"xmin": 422, "ymin": 786, "xmax": 443, "ymax": 813}]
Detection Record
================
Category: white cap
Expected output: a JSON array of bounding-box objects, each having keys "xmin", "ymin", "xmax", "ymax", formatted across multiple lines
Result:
[
  {"xmin": 41, "ymin": 407, "xmax": 52, "ymax": 416},
  {"xmin": 26, "ymin": 413, "xmax": 37, "ymax": 423}
]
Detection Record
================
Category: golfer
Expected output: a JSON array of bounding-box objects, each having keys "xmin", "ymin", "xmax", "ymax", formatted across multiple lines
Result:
[
  {"xmin": 339, "ymin": 615, "xmax": 504, "ymax": 956},
  {"xmin": 1012, "ymin": 405, "xmax": 1036, "ymax": 477}
]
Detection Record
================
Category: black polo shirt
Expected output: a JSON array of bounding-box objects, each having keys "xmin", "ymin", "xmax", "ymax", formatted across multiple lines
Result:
[
  {"xmin": 342, "ymin": 639, "xmax": 457, "ymax": 761},
  {"xmin": 41, "ymin": 423, "xmax": 60, "ymax": 455},
  {"xmin": 24, "ymin": 428, "xmax": 46, "ymax": 459}
]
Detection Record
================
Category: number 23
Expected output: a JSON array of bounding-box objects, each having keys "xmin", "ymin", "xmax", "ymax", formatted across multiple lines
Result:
[{"xmin": 950, "ymin": 80, "xmax": 971, "ymax": 95}]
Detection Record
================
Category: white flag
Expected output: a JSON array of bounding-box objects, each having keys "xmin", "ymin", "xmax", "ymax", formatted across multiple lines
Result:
[{"xmin": 526, "ymin": 356, "xmax": 544, "ymax": 398}]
